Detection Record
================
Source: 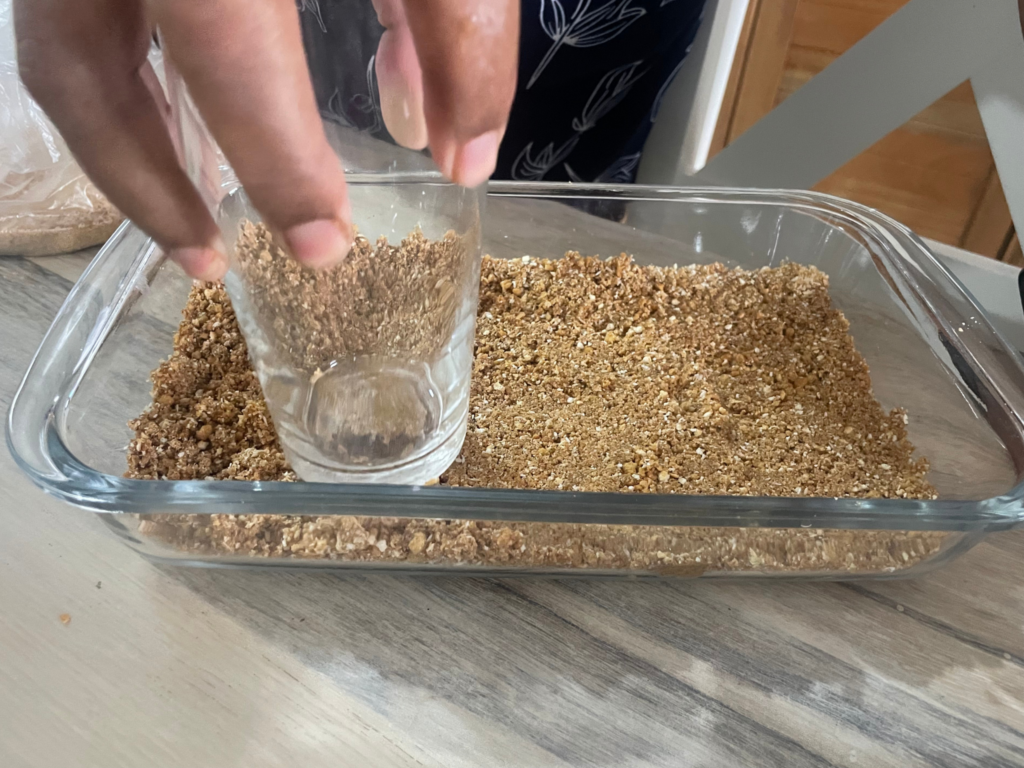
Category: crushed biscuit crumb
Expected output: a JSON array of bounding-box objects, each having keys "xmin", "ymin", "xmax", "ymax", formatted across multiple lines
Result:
[
  {"xmin": 234, "ymin": 221, "xmax": 469, "ymax": 371},
  {"xmin": 130, "ymin": 242, "xmax": 945, "ymax": 575}
]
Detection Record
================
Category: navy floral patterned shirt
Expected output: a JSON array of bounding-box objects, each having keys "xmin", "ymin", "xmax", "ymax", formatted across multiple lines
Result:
[{"xmin": 297, "ymin": 0, "xmax": 706, "ymax": 184}]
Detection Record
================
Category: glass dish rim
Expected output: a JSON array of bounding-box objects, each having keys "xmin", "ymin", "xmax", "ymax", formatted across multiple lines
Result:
[{"xmin": 8, "ymin": 181, "xmax": 1024, "ymax": 533}]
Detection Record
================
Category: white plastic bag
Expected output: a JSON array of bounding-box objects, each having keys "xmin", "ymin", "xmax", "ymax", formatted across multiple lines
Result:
[{"xmin": 0, "ymin": 0, "xmax": 121, "ymax": 256}]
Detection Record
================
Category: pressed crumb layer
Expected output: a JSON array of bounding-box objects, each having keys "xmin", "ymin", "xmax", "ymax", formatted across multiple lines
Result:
[{"xmin": 129, "ymin": 243, "xmax": 945, "ymax": 575}]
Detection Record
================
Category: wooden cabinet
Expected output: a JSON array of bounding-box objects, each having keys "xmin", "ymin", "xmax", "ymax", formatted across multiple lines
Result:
[{"xmin": 713, "ymin": 0, "xmax": 1017, "ymax": 260}]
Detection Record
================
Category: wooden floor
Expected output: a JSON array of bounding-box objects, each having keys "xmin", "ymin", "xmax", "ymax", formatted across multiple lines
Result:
[{"xmin": 714, "ymin": 0, "xmax": 1018, "ymax": 261}]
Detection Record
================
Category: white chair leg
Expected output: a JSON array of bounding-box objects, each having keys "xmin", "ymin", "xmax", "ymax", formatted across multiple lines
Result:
[
  {"xmin": 637, "ymin": 0, "xmax": 752, "ymax": 184},
  {"xmin": 971, "ymin": 21, "xmax": 1024, "ymax": 238},
  {"xmin": 690, "ymin": 0, "xmax": 1017, "ymax": 190}
]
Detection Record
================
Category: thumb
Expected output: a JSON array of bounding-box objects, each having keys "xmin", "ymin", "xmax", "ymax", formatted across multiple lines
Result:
[{"xmin": 376, "ymin": 0, "xmax": 519, "ymax": 187}]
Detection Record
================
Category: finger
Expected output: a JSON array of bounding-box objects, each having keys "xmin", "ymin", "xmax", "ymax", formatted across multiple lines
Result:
[
  {"xmin": 372, "ymin": 0, "xmax": 428, "ymax": 150},
  {"xmin": 151, "ymin": 0, "xmax": 352, "ymax": 270},
  {"xmin": 13, "ymin": 0, "xmax": 227, "ymax": 280},
  {"xmin": 400, "ymin": 0, "xmax": 519, "ymax": 187}
]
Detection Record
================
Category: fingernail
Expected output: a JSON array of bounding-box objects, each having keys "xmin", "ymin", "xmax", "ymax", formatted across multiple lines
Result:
[
  {"xmin": 380, "ymin": 80, "xmax": 427, "ymax": 150},
  {"xmin": 283, "ymin": 219, "xmax": 353, "ymax": 270},
  {"xmin": 451, "ymin": 130, "xmax": 502, "ymax": 188},
  {"xmin": 169, "ymin": 246, "xmax": 227, "ymax": 282}
]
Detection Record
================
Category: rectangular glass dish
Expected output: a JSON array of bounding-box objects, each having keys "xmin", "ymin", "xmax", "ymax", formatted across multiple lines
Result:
[{"xmin": 9, "ymin": 182, "xmax": 1024, "ymax": 578}]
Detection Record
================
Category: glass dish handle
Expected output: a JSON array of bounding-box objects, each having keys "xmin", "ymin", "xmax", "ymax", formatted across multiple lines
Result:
[
  {"xmin": 7, "ymin": 222, "xmax": 157, "ymax": 485},
  {"xmin": 868, "ymin": 221, "xmax": 1024, "ymax": 526}
]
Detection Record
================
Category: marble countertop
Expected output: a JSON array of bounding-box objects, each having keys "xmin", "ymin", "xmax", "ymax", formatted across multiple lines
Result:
[{"xmin": 1, "ymin": 242, "xmax": 1022, "ymax": 768}]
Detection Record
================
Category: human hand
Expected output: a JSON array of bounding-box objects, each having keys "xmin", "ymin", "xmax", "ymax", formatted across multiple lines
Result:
[{"xmin": 14, "ymin": 0, "xmax": 519, "ymax": 280}]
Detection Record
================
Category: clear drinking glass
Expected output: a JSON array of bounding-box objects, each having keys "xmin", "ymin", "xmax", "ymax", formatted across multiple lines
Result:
[
  {"xmin": 164, "ymin": 9, "xmax": 484, "ymax": 484},
  {"xmin": 216, "ymin": 177, "xmax": 483, "ymax": 484}
]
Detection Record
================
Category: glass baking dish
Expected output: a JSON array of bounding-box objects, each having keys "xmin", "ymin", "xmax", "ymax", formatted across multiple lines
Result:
[{"xmin": 8, "ymin": 182, "xmax": 1024, "ymax": 578}]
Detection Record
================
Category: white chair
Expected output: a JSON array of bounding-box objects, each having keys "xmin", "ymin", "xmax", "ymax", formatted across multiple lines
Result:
[
  {"xmin": 637, "ymin": 0, "xmax": 752, "ymax": 181},
  {"xmin": 639, "ymin": 0, "xmax": 1024, "ymax": 239}
]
